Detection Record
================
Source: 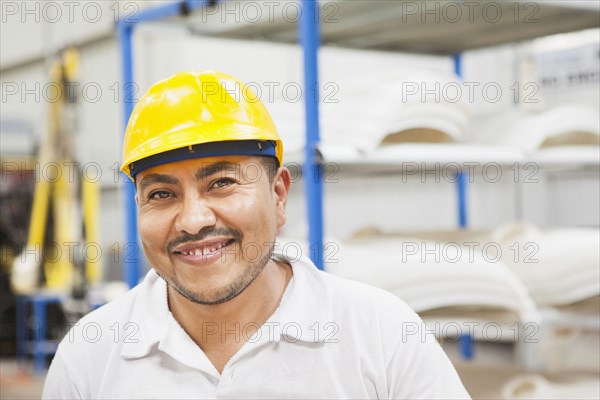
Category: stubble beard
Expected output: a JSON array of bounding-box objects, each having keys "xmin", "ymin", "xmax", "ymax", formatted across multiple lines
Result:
[{"xmin": 160, "ymin": 242, "xmax": 275, "ymax": 306}]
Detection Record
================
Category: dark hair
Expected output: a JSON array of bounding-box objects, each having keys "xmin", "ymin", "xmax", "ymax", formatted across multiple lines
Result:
[{"xmin": 259, "ymin": 156, "xmax": 280, "ymax": 184}]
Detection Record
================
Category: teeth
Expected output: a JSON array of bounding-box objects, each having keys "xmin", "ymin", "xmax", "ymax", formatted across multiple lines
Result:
[
  {"xmin": 178, "ymin": 242, "xmax": 228, "ymax": 257},
  {"xmin": 205, "ymin": 246, "xmax": 216, "ymax": 255}
]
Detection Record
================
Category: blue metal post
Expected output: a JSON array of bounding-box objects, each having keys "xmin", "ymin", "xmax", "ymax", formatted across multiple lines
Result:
[
  {"xmin": 452, "ymin": 53, "xmax": 462, "ymax": 78},
  {"xmin": 15, "ymin": 295, "xmax": 27, "ymax": 369},
  {"xmin": 117, "ymin": 1, "xmax": 213, "ymax": 288},
  {"xmin": 33, "ymin": 297, "xmax": 45, "ymax": 374},
  {"xmin": 459, "ymin": 330, "xmax": 474, "ymax": 360},
  {"xmin": 457, "ymin": 171, "xmax": 468, "ymax": 228},
  {"xmin": 299, "ymin": 0, "xmax": 324, "ymax": 270},
  {"xmin": 32, "ymin": 296, "xmax": 61, "ymax": 374},
  {"xmin": 453, "ymin": 53, "xmax": 468, "ymax": 229},
  {"xmin": 454, "ymin": 52, "xmax": 472, "ymax": 359},
  {"xmin": 118, "ymin": 22, "xmax": 140, "ymax": 288}
]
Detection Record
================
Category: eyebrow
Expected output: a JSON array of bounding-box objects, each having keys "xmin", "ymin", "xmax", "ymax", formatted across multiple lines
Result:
[
  {"xmin": 137, "ymin": 173, "xmax": 179, "ymax": 192},
  {"xmin": 195, "ymin": 161, "xmax": 240, "ymax": 181}
]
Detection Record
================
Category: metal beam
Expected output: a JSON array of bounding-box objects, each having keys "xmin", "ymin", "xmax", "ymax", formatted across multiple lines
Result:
[{"xmin": 299, "ymin": 0, "xmax": 324, "ymax": 270}]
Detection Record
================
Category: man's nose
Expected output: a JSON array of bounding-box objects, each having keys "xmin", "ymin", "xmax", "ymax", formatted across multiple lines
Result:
[{"xmin": 175, "ymin": 195, "xmax": 217, "ymax": 234}]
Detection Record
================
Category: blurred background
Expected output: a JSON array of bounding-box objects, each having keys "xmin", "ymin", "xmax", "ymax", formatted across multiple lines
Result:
[{"xmin": 1, "ymin": 1, "xmax": 599, "ymax": 398}]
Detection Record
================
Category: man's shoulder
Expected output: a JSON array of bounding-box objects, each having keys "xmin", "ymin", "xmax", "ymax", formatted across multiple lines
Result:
[
  {"xmin": 300, "ymin": 262, "xmax": 420, "ymax": 322},
  {"xmin": 291, "ymin": 262, "xmax": 424, "ymax": 357},
  {"xmin": 56, "ymin": 272, "xmax": 158, "ymax": 354},
  {"xmin": 322, "ymin": 268, "xmax": 396, "ymax": 300}
]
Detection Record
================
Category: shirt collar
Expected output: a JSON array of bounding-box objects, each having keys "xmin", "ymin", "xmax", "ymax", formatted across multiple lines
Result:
[
  {"xmin": 120, "ymin": 244, "xmax": 332, "ymax": 361},
  {"xmin": 121, "ymin": 270, "xmax": 169, "ymax": 359},
  {"xmin": 268, "ymin": 247, "xmax": 333, "ymax": 343}
]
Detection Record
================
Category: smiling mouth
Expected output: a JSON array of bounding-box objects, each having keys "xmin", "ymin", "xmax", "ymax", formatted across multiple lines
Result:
[{"xmin": 173, "ymin": 239, "xmax": 236, "ymax": 257}]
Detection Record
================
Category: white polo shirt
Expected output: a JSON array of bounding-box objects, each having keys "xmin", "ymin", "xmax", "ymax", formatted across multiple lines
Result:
[{"xmin": 43, "ymin": 248, "xmax": 470, "ymax": 399}]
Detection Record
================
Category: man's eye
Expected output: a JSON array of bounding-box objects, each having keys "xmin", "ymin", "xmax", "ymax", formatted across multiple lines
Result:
[
  {"xmin": 148, "ymin": 191, "xmax": 172, "ymax": 200},
  {"xmin": 211, "ymin": 178, "xmax": 236, "ymax": 189}
]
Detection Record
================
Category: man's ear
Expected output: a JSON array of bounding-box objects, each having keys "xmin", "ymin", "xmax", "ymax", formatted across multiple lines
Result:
[{"xmin": 273, "ymin": 167, "xmax": 292, "ymax": 228}]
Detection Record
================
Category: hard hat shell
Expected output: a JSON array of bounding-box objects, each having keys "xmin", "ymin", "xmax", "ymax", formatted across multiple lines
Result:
[{"xmin": 121, "ymin": 70, "xmax": 283, "ymax": 180}]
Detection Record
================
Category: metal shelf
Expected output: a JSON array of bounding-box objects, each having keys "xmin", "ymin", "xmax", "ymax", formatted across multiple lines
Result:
[
  {"xmin": 118, "ymin": 0, "xmax": 599, "ymax": 282},
  {"xmin": 184, "ymin": 0, "xmax": 600, "ymax": 54}
]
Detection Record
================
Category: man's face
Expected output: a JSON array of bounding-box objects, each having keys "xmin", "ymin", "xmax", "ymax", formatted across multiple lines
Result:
[{"xmin": 135, "ymin": 155, "xmax": 291, "ymax": 305}]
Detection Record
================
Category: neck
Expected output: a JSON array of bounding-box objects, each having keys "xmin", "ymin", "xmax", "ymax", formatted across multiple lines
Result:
[{"xmin": 167, "ymin": 259, "xmax": 292, "ymax": 347}]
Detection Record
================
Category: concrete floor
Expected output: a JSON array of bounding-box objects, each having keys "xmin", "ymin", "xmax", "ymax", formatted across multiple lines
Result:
[{"xmin": 0, "ymin": 359, "xmax": 46, "ymax": 400}]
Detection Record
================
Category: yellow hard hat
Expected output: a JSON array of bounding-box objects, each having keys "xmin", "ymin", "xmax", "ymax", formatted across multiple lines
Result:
[{"xmin": 121, "ymin": 70, "xmax": 283, "ymax": 180}]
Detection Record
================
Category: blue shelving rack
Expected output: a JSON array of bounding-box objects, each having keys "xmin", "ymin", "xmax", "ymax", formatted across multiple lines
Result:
[
  {"xmin": 116, "ymin": 0, "xmax": 472, "ymax": 283},
  {"xmin": 117, "ymin": 0, "xmax": 328, "ymax": 285}
]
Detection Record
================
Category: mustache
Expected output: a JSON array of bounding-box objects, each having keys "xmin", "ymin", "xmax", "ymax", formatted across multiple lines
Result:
[{"xmin": 167, "ymin": 226, "xmax": 243, "ymax": 253}]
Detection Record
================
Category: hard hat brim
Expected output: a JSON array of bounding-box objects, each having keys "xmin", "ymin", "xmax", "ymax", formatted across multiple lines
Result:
[{"xmin": 125, "ymin": 140, "xmax": 279, "ymax": 180}]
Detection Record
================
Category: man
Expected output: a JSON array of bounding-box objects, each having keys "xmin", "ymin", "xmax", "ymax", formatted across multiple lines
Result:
[{"xmin": 43, "ymin": 71, "xmax": 470, "ymax": 399}]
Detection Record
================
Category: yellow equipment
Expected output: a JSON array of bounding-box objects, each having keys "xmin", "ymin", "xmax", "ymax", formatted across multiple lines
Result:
[
  {"xmin": 120, "ymin": 70, "xmax": 283, "ymax": 180},
  {"xmin": 11, "ymin": 48, "xmax": 100, "ymax": 295}
]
